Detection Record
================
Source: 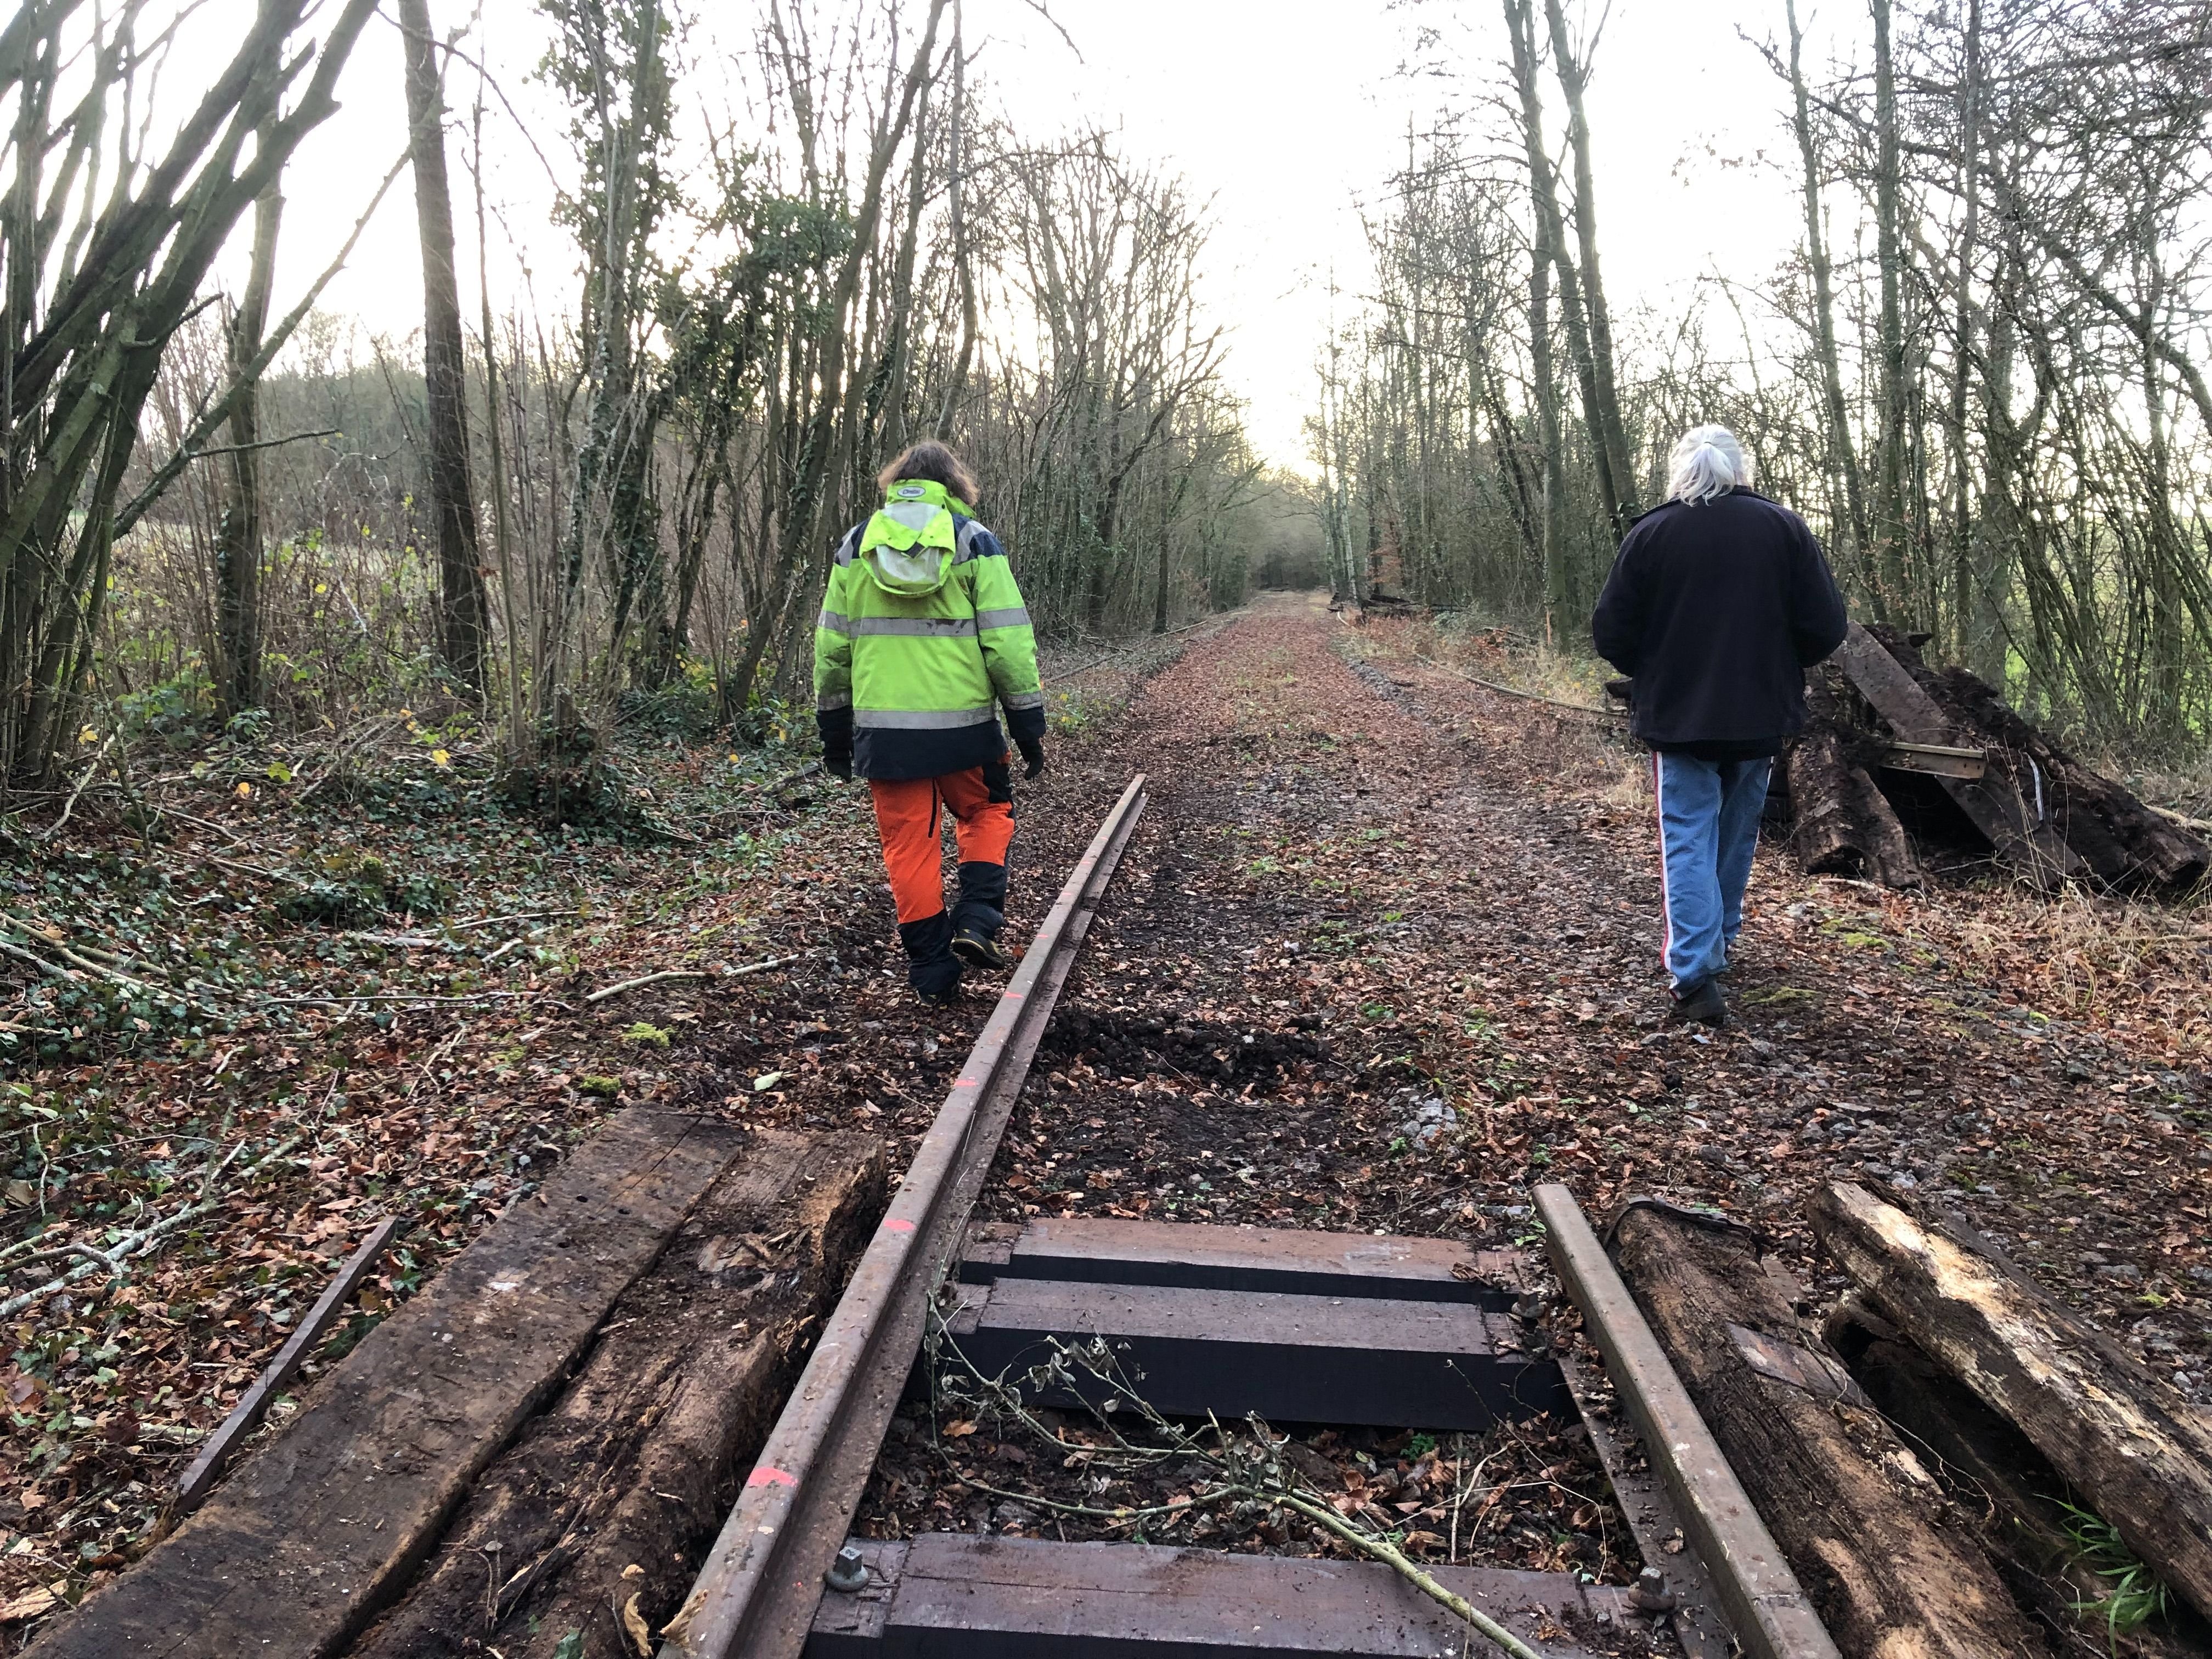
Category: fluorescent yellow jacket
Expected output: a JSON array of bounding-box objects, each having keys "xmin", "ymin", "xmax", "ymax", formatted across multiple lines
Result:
[{"xmin": 814, "ymin": 479, "xmax": 1045, "ymax": 781}]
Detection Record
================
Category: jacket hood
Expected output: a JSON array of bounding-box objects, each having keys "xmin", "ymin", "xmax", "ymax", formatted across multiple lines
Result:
[{"xmin": 858, "ymin": 479, "xmax": 959, "ymax": 596}]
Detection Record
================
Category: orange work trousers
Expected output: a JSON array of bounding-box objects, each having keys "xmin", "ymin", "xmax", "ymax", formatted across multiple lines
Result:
[{"xmin": 867, "ymin": 764, "xmax": 1015, "ymax": 924}]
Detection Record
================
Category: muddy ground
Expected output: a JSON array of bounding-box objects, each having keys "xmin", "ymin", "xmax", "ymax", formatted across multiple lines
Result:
[{"xmin": 5, "ymin": 590, "xmax": 2208, "ymax": 1640}]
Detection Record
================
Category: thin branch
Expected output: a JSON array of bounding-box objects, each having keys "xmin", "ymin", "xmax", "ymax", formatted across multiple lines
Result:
[
  {"xmin": 170, "ymin": 426, "xmax": 339, "ymax": 464},
  {"xmin": 0, "ymin": 1135, "xmax": 307, "ymax": 1321},
  {"xmin": 31, "ymin": 733, "xmax": 119, "ymax": 841},
  {"xmin": 1278, "ymin": 1489, "xmax": 1552, "ymax": 1659},
  {"xmin": 583, "ymin": 955, "xmax": 798, "ymax": 1005}
]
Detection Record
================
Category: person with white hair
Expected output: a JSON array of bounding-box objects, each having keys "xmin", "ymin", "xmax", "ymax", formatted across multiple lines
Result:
[{"xmin": 1591, "ymin": 425, "xmax": 1847, "ymax": 1025}]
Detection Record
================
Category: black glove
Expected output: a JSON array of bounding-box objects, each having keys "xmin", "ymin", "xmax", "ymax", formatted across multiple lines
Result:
[
  {"xmin": 824, "ymin": 753, "xmax": 852, "ymax": 783},
  {"xmin": 1016, "ymin": 735, "xmax": 1045, "ymax": 780}
]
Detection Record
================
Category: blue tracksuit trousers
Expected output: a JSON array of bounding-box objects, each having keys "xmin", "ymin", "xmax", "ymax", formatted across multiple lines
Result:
[{"xmin": 1653, "ymin": 751, "xmax": 1771, "ymax": 992}]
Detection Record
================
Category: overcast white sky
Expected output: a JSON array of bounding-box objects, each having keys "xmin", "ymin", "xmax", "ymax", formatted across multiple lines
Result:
[{"xmin": 263, "ymin": 0, "xmax": 1854, "ymax": 473}]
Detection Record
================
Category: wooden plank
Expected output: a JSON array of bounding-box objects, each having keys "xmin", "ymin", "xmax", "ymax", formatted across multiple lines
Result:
[
  {"xmin": 1531, "ymin": 1184, "xmax": 1838, "ymax": 1659},
  {"xmin": 808, "ymin": 1533, "xmax": 1637, "ymax": 1657},
  {"xmin": 1832, "ymin": 624, "xmax": 1959, "ymax": 745},
  {"xmin": 351, "ymin": 1130, "xmax": 885, "ymax": 1659},
  {"xmin": 1813, "ymin": 1181, "xmax": 2212, "ymax": 1623},
  {"xmin": 942, "ymin": 1278, "xmax": 1568, "ymax": 1429},
  {"xmin": 1832, "ymin": 624, "xmax": 2080, "ymax": 877},
  {"xmin": 959, "ymin": 1217, "xmax": 1527, "ymax": 1310},
  {"xmin": 174, "ymin": 1215, "xmax": 403, "ymax": 1515},
  {"xmin": 1602, "ymin": 1194, "xmax": 2047, "ymax": 1659},
  {"xmin": 1783, "ymin": 715, "xmax": 1923, "ymax": 888},
  {"xmin": 31, "ymin": 1108, "xmax": 747, "ymax": 1659},
  {"xmin": 1872, "ymin": 620, "xmax": 2210, "ymax": 888},
  {"xmin": 1838, "ymin": 1325, "xmax": 2212, "ymax": 1659}
]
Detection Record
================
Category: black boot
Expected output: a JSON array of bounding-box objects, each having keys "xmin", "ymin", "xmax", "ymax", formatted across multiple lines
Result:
[
  {"xmin": 899, "ymin": 911, "xmax": 964, "ymax": 1004},
  {"xmin": 949, "ymin": 860, "xmax": 1008, "ymax": 972}
]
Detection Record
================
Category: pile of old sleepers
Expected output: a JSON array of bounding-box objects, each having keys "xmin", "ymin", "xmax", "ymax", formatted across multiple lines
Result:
[
  {"xmin": 1778, "ymin": 623, "xmax": 2209, "ymax": 891},
  {"xmin": 1542, "ymin": 1181, "xmax": 2212, "ymax": 1659}
]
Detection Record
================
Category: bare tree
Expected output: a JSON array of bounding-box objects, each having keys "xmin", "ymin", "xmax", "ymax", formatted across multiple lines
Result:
[
  {"xmin": 0, "ymin": 0, "xmax": 379, "ymax": 784},
  {"xmin": 399, "ymin": 0, "xmax": 492, "ymax": 693},
  {"xmin": 213, "ymin": 116, "xmax": 285, "ymax": 720}
]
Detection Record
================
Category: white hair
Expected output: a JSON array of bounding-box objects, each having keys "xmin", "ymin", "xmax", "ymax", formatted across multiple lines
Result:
[{"xmin": 1667, "ymin": 424, "xmax": 1751, "ymax": 506}]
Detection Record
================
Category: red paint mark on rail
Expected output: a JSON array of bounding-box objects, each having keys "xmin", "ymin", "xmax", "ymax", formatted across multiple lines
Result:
[{"xmin": 746, "ymin": 1466, "xmax": 798, "ymax": 1489}]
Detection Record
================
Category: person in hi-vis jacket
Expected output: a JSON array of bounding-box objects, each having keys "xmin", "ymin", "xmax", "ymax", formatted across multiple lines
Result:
[{"xmin": 814, "ymin": 442, "xmax": 1047, "ymax": 1003}]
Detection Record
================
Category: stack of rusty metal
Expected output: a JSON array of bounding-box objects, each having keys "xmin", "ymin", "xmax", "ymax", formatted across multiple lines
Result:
[{"xmin": 1778, "ymin": 623, "xmax": 2209, "ymax": 890}]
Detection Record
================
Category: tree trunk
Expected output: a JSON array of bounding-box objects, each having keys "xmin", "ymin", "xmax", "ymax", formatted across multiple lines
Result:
[
  {"xmin": 1968, "ymin": 269, "xmax": 2019, "ymax": 685},
  {"xmin": 761, "ymin": 0, "xmax": 949, "ymax": 663},
  {"xmin": 935, "ymin": 0, "xmax": 977, "ymax": 439},
  {"xmin": 1786, "ymin": 0, "xmax": 1868, "ymax": 571},
  {"xmin": 1610, "ymin": 1202, "xmax": 2055, "ymax": 1658},
  {"xmin": 472, "ymin": 97, "xmax": 526, "ymax": 746},
  {"xmin": 1870, "ymin": 0, "xmax": 1912, "ymax": 616},
  {"xmin": 1812, "ymin": 1181, "xmax": 2212, "ymax": 1626},
  {"xmin": 557, "ymin": 2, "xmax": 662, "ymax": 622},
  {"xmin": 1502, "ymin": 0, "xmax": 1573, "ymax": 633},
  {"xmin": 1542, "ymin": 0, "xmax": 1636, "ymax": 527},
  {"xmin": 399, "ymin": 0, "xmax": 489, "ymax": 695},
  {"xmin": 1946, "ymin": 0, "xmax": 1984, "ymax": 666},
  {"xmin": 215, "ymin": 139, "xmax": 283, "ymax": 720},
  {"xmin": 1500, "ymin": 0, "xmax": 1617, "ymax": 544}
]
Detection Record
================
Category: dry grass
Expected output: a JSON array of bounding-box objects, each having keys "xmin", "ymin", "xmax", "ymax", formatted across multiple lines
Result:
[
  {"xmin": 1929, "ymin": 879, "xmax": 2212, "ymax": 1059},
  {"xmin": 1359, "ymin": 611, "xmax": 1616, "ymax": 710}
]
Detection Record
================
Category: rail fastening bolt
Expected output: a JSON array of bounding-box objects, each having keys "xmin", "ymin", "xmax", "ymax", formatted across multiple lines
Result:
[
  {"xmin": 825, "ymin": 1543, "xmax": 870, "ymax": 1593},
  {"xmin": 1629, "ymin": 1565, "xmax": 1675, "ymax": 1612}
]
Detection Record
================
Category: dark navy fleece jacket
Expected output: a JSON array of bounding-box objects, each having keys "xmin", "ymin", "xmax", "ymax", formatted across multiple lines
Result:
[{"xmin": 1590, "ymin": 488, "xmax": 1848, "ymax": 754}]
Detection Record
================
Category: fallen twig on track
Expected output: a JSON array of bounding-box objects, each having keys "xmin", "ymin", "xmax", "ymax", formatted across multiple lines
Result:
[
  {"xmin": 923, "ymin": 1330, "xmax": 1558, "ymax": 1659},
  {"xmin": 583, "ymin": 953, "xmax": 798, "ymax": 1005},
  {"xmin": 1428, "ymin": 661, "xmax": 1622, "ymax": 720},
  {"xmin": 1278, "ymin": 1488, "xmax": 1550, "ymax": 1659}
]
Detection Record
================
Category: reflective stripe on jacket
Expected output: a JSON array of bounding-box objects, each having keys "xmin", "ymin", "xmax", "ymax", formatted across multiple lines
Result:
[{"xmin": 814, "ymin": 478, "xmax": 1046, "ymax": 781}]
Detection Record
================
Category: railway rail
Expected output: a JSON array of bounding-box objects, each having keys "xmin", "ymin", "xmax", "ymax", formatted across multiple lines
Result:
[
  {"xmin": 660, "ymin": 774, "xmax": 1151, "ymax": 1659},
  {"xmin": 27, "ymin": 775, "xmax": 1841, "ymax": 1659}
]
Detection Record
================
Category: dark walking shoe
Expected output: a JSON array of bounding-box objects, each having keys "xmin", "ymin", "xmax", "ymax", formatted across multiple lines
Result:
[
  {"xmin": 951, "ymin": 927, "xmax": 1008, "ymax": 972},
  {"xmin": 1669, "ymin": 978, "xmax": 1726, "ymax": 1026}
]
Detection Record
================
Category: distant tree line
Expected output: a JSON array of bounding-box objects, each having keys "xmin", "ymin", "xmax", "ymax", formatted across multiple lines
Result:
[
  {"xmin": 2, "ymin": 0, "xmax": 1295, "ymax": 799},
  {"xmin": 1316, "ymin": 0, "xmax": 2212, "ymax": 760}
]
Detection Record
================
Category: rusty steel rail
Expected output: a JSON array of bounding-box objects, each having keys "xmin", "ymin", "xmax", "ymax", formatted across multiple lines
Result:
[
  {"xmin": 1533, "ymin": 1184, "xmax": 1839, "ymax": 1659},
  {"xmin": 661, "ymin": 774, "xmax": 1149, "ymax": 1659}
]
